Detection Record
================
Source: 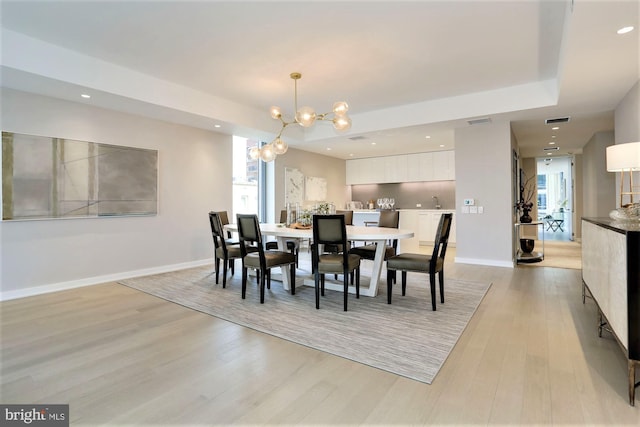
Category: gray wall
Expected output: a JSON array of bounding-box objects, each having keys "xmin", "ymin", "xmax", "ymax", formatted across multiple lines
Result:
[
  {"xmin": 455, "ymin": 121, "xmax": 514, "ymax": 267},
  {"xmin": 582, "ymin": 131, "xmax": 616, "ymax": 217},
  {"xmin": 273, "ymin": 147, "xmax": 348, "ymax": 217},
  {"xmin": 613, "ymin": 79, "xmax": 640, "ymax": 205},
  {"xmin": 1, "ymin": 88, "xmax": 232, "ymax": 298}
]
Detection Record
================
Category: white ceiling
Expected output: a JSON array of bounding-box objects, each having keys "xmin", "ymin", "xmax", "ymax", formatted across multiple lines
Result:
[{"xmin": 1, "ymin": 1, "xmax": 638, "ymax": 160}]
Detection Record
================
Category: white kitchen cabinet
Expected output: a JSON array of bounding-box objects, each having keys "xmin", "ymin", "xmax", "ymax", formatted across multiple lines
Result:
[
  {"xmin": 418, "ymin": 210, "xmax": 456, "ymax": 245},
  {"xmin": 432, "ymin": 150, "xmax": 455, "ymax": 180},
  {"xmin": 346, "ymin": 150, "xmax": 454, "ymax": 185},
  {"xmin": 384, "ymin": 155, "xmax": 408, "ymax": 183}
]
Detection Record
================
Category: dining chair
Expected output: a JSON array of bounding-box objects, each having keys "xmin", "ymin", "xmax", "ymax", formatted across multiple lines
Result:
[
  {"xmin": 323, "ymin": 209, "xmax": 353, "ymax": 254},
  {"xmin": 385, "ymin": 212, "xmax": 453, "ymax": 311},
  {"xmin": 349, "ymin": 210, "xmax": 400, "ymax": 268},
  {"xmin": 236, "ymin": 214, "xmax": 297, "ymax": 304},
  {"xmin": 312, "ymin": 214, "xmax": 361, "ymax": 311},
  {"xmin": 265, "ymin": 209, "xmax": 300, "ymax": 266},
  {"xmin": 216, "ymin": 210, "xmax": 239, "ymax": 245},
  {"xmin": 208, "ymin": 211, "xmax": 255, "ymax": 288}
]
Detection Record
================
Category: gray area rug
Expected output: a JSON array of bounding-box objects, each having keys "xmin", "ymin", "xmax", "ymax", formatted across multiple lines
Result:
[{"xmin": 118, "ymin": 265, "xmax": 491, "ymax": 384}]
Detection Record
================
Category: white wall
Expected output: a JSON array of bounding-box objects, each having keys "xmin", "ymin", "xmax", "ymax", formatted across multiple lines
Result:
[
  {"xmin": 454, "ymin": 121, "xmax": 514, "ymax": 267},
  {"xmin": 582, "ymin": 131, "xmax": 615, "ymax": 217},
  {"xmin": 0, "ymin": 89, "xmax": 232, "ymax": 299}
]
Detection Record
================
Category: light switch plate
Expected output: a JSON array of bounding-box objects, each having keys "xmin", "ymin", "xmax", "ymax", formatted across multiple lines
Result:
[
  {"xmin": 470, "ymin": 206, "xmax": 478, "ymax": 214},
  {"xmin": 463, "ymin": 198, "xmax": 475, "ymax": 206}
]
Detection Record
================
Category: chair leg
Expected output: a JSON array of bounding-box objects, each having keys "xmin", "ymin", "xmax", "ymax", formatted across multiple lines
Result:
[
  {"xmin": 439, "ymin": 270, "xmax": 445, "ymax": 303},
  {"xmin": 343, "ymin": 268, "xmax": 348, "ymax": 311},
  {"xmin": 314, "ymin": 271, "xmax": 320, "ymax": 309},
  {"xmin": 241, "ymin": 267, "xmax": 247, "ymax": 299},
  {"xmin": 401, "ymin": 271, "xmax": 407, "ymax": 296},
  {"xmin": 260, "ymin": 270, "xmax": 266, "ymax": 304},
  {"xmin": 222, "ymin": 259, "xmax": 227, "ymax": 289},
  {"xmin": 215, "ymin": 257, "xmax": 220, "ymax": 284},
  {"xmin": 321, "ymin": 274, "xmax": 325, "ymax": 296},
  {"xmin": 355, "ymin": 267, "xmax": 360, "ymax": 299},
  {"xmin": 266, "ymin": 270, "xmax": 271, "ymax": 289},
  {"xmin": 429, "ymin": 272, "xmax": 437, "ymax": 311},
  {"xmin": 290, "ymin": 263, "xmax": 296, "ymax": 295},
  {"xmin": 387, "ymin": 269, "xmax": 394, "ymax": 304},
  {"xmin": 229, "ymin": 259, "xmax": 235, "ymax": 276}
]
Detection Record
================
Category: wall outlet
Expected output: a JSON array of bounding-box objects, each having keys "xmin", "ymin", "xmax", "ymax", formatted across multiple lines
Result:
[
  {"xmin": 416, "ymin": 203, "xmax": 422, "ymax": 208},
  {"xmin": 478, "ymin": 206, "xmax": 484, "ymax": 214}
]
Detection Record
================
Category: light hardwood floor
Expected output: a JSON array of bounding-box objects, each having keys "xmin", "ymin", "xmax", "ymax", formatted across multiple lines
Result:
[{"xmin": 2, "ymin": 255, "xmax": 639, "ymax": 425}]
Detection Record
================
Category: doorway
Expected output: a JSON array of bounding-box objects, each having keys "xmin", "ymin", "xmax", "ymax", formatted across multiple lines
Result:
[{"xmin": 536, "ymin": 156, "xmax": 573, "ymax": 242}]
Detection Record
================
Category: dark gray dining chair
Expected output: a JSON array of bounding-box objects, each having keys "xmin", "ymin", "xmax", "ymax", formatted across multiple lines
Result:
[
  {"xmin": 385, "ymin": 213, "xmax": 453, "ymax": 311},
  {"xmin": 209, "ymin": 211, "xmax": 256, "ymax": 288},
  {"xmin": 236, "ymin": 214, "xmax": 296, "ymax": 304},
  {"xmin": 312, "ymin": 214, "xmax": 361, "ymax": 311}
]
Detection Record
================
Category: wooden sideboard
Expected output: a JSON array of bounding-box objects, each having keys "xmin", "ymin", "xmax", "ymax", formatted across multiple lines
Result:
[{"xmin": 582, "ymin": 218, "xmax": 640, "ymax": 405}]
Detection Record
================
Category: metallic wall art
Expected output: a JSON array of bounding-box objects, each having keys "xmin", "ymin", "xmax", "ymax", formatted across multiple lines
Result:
[{"xmin": 2, "ymin": 131, "xmax": 158, "ymax": 220}]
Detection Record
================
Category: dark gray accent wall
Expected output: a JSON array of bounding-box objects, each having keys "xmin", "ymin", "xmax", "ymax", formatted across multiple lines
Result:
[{"xmin": 349, "ymin": 181, "xmax": 455, "ymax": 210}]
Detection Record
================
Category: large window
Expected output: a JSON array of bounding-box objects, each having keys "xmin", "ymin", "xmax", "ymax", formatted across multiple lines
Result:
[{"xmin": 232, "ymin": 136, "xmax": 265, "ymax": 221}]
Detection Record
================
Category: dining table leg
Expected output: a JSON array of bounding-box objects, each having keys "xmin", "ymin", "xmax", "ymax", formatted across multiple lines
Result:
[
  {"xmin": 276, "ymin": 236, "xmax": 293, "ymax": 291},
  {"xmin": 367, "ymin": 239, "xmax": 387, "ymax": 297}
]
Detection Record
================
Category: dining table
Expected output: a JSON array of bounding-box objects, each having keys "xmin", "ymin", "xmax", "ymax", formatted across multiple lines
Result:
[{"xmin": 224, "ymin": 222, "xmax": 414, "ymax": 297}]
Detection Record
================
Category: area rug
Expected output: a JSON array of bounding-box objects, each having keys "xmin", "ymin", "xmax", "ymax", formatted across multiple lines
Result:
[{"xmin": 118, "ymin": 265, "xmax": 491, "ymax": 384}]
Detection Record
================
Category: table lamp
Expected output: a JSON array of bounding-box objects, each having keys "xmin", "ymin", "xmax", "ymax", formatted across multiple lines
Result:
[{"xmin": 606, "ymin": 141, "xmax": 640, "ymax": 208}]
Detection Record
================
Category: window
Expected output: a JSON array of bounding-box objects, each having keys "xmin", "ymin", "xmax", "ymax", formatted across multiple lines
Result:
[
  {"xmin": 537, "ymin": 174, "xmax": 546, "ymax": 189},
  {"xmin": 232, "ymin": 136, "xmax": 266, "ymax": 221}
]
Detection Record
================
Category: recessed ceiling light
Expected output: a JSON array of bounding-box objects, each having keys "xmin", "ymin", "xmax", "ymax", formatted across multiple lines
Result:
[
  {"xmin": 326, "ymin": 147, "xmax": 332, "ymax": 151},
  {"xmin": 439, "ymin": 144, "xmax": 444, "ymax": 148},
  {"xmin": 425, "ymin": 135, "xmax": 431, "ymax": 139},
  {"xmin": 371, "ymin": 142, "xmax": 376, "ymax": 145},
  {"xmin": 549, "ymin": 142, "xmax": 556, "ymax": 145},
  {"xmin": 552, "ymin": 135, "xmax": 556, "ymax": 138},
  {"xmin": 349, "ymin": 153, "xmax": 354, "ymax": 157},
  {"xmin": 552, "ymin": 126, "xmax": 559, "ymax": 130},
  {"xmin": 214, "ymin": 124, "xmax": 221, "ymax": 128},
  {"xmin": 81, "ymin": 94, "xmax": 91, "ymax": 99},
  {"xmin": 617, "ymin": 26, "xmax": 634, "ymax": 34}
]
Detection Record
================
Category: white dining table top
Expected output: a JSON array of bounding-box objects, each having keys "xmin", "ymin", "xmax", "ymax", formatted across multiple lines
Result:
[{"xmin": 225, "ymin": 223, "xmax": 414, "ymax": 241}]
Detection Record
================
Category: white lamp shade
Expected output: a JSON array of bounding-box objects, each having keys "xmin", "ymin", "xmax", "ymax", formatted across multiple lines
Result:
[{"xmin": 606, "ymin": 142, "xmax": 640, "ymax": 171}]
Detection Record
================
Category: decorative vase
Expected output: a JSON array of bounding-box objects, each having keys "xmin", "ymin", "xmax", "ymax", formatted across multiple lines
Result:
[
  {"xmin": 520, "ymin": 238, "xmax": 535, "ymax": 253},
  {"xmin": 520, "ymin": 208, "xmax": 532, "ymax": 223}
]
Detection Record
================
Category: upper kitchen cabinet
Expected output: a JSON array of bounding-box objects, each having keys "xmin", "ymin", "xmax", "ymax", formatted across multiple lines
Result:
[{"xmin": 346, "ymin": 151, "xmax": 454, "ymax": 184}]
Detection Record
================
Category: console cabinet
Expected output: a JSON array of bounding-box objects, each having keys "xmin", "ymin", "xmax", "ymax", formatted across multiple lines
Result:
[{"xmin": 582, "ymin": 218, "xmax": 640, "ymax": 405}]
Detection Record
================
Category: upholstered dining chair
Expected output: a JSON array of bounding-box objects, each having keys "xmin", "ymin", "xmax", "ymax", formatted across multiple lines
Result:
[
  {"xmin": 385, "ymin": 212, "xmax": 453, "ymax": 311},
  {"xmin": 236, "ymin": 214, "xmax": 297, "ymax": 304},
  {"xmin": 216, "ymin": 210, "xmax": 239, "ymax": 245},
  {"xmin": 209, "ymin": 211, "xmax": 255, "ymax": 288},
  {"xmin": 312, "ymin": 214, "xmax": 361, "ymax": 311},
  {"xmin": 323, "ymin": 209, "xmax": 353, "ymax": 255},
  {"xmin": 265, "ymin": 209, "xmax": 300, "ymax": 266},
  {"xmin": 349, "ymin": 210, "xmax": 400, "ymax": 283}
]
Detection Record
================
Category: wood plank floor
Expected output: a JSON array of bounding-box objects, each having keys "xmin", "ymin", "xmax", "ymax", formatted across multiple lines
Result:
[{"xmin": 2, "ymin": 255, "xmax": 639, "ymax": 425}]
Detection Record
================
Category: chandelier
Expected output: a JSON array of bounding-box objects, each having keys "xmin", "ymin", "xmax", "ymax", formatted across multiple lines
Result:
[{"xmin": 249, "ymin": 72, "xmax": 352, "ymax": 162}]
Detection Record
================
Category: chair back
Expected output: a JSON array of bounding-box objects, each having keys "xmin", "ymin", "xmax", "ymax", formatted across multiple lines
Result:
[
  {"xmin": 378, "ymin": 210, "xmax": 399, "ymax": 228},
  {"xmin": 336, "ymin": 210, "xmax": 353, "ymax": 225},
  {"xmin": 208, "ymin": 211, "xmax": 226, "ymax": 252},
  {"xmin": 312, "ymin": 214, "xmax": 349, "ymax": 268},
  {"xmin": 431, "ymin": 213, "xmax": 453, "ymax": 266},
  {"xmin": 236, "ymin": 214, "xmax": 264, "ymax": 257},
  {"xmin": 378, "ymin": 210, "xmax": 400, "ymax": 250},
  {"xmin": 216, "ymin": 211, "xmax": 233, "ymax": 238}
]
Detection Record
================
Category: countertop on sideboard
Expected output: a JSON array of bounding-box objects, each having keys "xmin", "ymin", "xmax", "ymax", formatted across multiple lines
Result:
[{"xmin": 582, "ymin": 217, "xmax": 640, "ymax": 234}]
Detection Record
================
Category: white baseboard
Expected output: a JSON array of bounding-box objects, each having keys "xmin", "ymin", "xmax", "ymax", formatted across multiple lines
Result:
[
  {"xmin": 454, "ymin": 257, "xmax": 514, "ymax": 268},
  {"xmin": 0, "ymin": 258, "xmax": 214, "ymax": 301}
]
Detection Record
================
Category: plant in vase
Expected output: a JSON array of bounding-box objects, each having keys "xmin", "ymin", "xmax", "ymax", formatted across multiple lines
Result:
[
  {"xmin": 297, "ymin": 209, "xmax": 313, "ymax": 227},
  {"xmin": 516, "ymin": 172, "xmax": 536, "ymax": 223}
]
